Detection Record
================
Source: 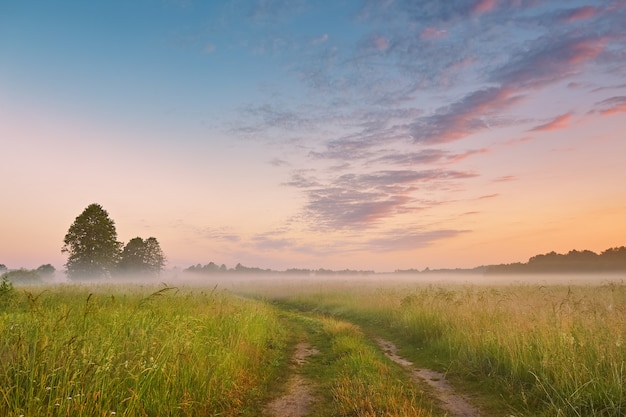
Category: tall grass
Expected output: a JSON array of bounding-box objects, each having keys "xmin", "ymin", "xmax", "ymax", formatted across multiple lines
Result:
[
  {"xmin": 275, "ymin": 280, "xmax": 626, "ymax": 416},
  {"xmin": 0, "ymin": 284, "xmax": 288, "ymax": 416}
]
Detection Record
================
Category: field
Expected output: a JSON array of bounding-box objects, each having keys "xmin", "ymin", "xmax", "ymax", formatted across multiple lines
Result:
[
  {"xmin": 0, "ymin": 284, "xmax": 288, "ymax": 416},
  {"xmin": 1, "ymin": 274, "xmax": 625, "ymax": 416}
]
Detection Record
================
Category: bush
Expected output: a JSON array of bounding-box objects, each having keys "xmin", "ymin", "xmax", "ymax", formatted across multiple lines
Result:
[{"xmin": 0, "ymin": 275, "xmax": 16, "ymax": 309}]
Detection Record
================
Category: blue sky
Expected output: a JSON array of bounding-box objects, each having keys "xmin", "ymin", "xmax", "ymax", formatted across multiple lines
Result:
[{"xmin": 2, "ymin": 0, "xmax": 626, "ymax": 272}]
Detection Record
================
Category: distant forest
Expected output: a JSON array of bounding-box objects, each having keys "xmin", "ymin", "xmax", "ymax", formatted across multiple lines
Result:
[
  {"xmin": 483, "ymin": 246, "xmax": 626, "ymax": 274},
  {"xmin": 186, "ymin": 246, "xmax": 626, "ymax": 276},
  {"xmin": 184, "ymin": 262, "xmax": 375, "ymax": 275}
]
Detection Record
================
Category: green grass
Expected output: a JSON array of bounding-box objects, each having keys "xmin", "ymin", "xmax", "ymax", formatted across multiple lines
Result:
[
  {"xmin": 278, "ymin": 311, "xmax": 436, "ymax": 417},
  {"xmin": 266, "ymin": 281, "xmax": 626, "ymax": 416},
  {"xmin": 0, "ymin": 284, "xmax": 288, "ymax": 416},
  {"xmin": 3, "ymin": 279, "xmax": 624, "ymax": 416}
]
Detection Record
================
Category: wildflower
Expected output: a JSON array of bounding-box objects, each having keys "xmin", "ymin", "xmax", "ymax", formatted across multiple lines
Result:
[
  {"xmin": 45, "ymin": 387, "xmax": 51, "ymax": 391},
  {"xmin": 111, "ymin": 412, "xmax": 116, "ymax": 415}
]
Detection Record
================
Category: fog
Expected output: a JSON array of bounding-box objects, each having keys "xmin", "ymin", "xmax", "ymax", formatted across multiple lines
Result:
[{"xmin": 14, "ymin": 270, "xmax": 624, "ymax": 294}]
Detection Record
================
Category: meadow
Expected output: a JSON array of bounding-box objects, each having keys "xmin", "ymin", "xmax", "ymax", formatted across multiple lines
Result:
[
  {"xmin": 1, "ymin": 275, "xmax": 625, "ymax": 416},
  {"xmin": 0, "ymin": 283, "xmax": 289, "ymax": 416},
  {"xmin": 262, "ymin": 276, "xmax": 626, "ymax": 416}
]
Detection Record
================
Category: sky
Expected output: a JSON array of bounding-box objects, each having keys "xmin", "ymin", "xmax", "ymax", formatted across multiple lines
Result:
[{"xmin": 1, "ymin": 0, "xmax": 626, "ymax": 273}]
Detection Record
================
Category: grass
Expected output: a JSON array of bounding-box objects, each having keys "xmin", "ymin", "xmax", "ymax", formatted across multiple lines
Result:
[
  {"xmin": 0, "ymin": 284, "xmax": 288, "ymax": 416},
  {"xmin": 266, "ymin": 279, "xmax": 626, "ymax": 416},
  {"xmin": 2, "ymin": 278, "xmax": 624, "ymax": 416},
  {"xmin": 277, "ymin": 311, "xmax": 436, "ymax": 416}
]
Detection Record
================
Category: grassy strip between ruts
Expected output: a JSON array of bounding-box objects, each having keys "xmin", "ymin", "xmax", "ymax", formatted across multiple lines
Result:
[
  {"xmin": 265, "ymin": 281, "xmax": 626, "ymax": 417},
  {"xmin": 0, "ymin": 284, "xmax": 290, "ymax": 417},
  {"xmin": 277, "ymin": 310, "xmax": 439, "ymax": 417}
]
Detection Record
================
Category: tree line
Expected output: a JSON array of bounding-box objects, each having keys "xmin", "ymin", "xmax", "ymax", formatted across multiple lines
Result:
[
  {"xmin": 0, "ymin": 264, "xmax": 55, "ymax": 285},
  {"xmin": 484, "ymin": 247, "xmax": 626, "ymax": 274},
  {"xmin": 185, "ymin": 263, "xmax": 375, "ymax": 275}
]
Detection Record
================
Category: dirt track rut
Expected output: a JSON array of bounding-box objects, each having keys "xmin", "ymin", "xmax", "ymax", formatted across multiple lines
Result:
[
  {"xmin": 265, "ymin": 342, "xmax": 319, "ymax": 417},
  {"xmin": 376, "ymin": 338, "xmax": 482, "ymax": 417}
]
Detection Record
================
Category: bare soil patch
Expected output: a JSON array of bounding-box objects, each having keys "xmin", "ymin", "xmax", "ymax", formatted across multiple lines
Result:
[
  {"xmin": 265, "ymin": 342, "xmax": 319, "ymax": 417},
  {"xmin": 376, "ymin": 338, "xmax": 482, "ymax": 417}
]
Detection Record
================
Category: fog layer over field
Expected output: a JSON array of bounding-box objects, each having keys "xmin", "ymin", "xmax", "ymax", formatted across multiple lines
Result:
[
  {"xmin": 21, "ymin": 270, "xmax": 624, "ymax": 294},
  {"xmin": 107, "ymin": 271, "xmax": 626, "ymax": 292}
]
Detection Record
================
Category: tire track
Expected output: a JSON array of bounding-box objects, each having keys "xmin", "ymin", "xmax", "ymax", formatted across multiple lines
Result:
[
  {"xmin": 265, "ymin": 342, "xmax": 319, "ymax": 417},
  {"xmin": 376, "ymin": 338, "xmax": 482, "ymax": 417}
]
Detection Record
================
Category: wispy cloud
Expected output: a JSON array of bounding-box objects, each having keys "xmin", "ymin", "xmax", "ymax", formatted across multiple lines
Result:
[
  {"xmin": 201, "ymin": 227, "xmax": 241, "ymax": 243},
  {"xmin": 251, "ymin": 231, "xmax": 295, "ymax": 251},
  {"xmin": 290, "ymin": 169, "xmax": 476, "ymax": 230},
  {"xmin": 268, "ymin": 158, "xmax": 289, "ymax": 167},
  {"xmin": 595, "ymin": 96, "xmax": 626, "ymax": 115},
  {"xmin": 233, "ymin": 103, "xmax": 316, "ymax": 135},
  {"xmin": 282, "ymin": 171, "xmax": 320, "ymax": 188},
  {"xmin": 529, "ymin": 113, "xmax": 572, "ymax": 132},
  {"xmin": 409, "ymin": 87, "xmax": 524, "ymax": 144},
  {"xmin": 493, "ymin": 175, "xmax": 517, "ymax": 182},
  {"xmin": 491, "ymin": 36, "xmax": 607, "ymax": 89},
  {"xmin": 375, "ymin": 148, "xmax": 487, "ymax": 166},
  {"xmin": 223, "ymin": 1, "xmax": 625, "ymax": 237},
  {"xmin": 311, "ymin": 33, "xmax": 329, "ymax": 45},
  {"xmin": 420, "ymin": 27, "xmax": 447, "ymax": 39},
  {"xmin": 364, "ymin": 228, "xmax": 469, "ymax": 252},
  {"xmin": 559, "ymin": 6, "xmax": 599, "ymax": 22},
  {"xmin": 247, "ymin": 0, "xmax": 307, "ymax": 23},
  {"xmin": 472, "ymin": 0, "xmax": 497, "ymax": 15}
]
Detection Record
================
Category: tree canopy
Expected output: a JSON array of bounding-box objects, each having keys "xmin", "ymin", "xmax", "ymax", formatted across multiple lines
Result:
[
  {"xmin": 118, "ymin": 237, "xmax": 166, "ymax": 275},
  {"xmin": 62, "ymin": 203, "xmax": 122, "ymax": 279}
]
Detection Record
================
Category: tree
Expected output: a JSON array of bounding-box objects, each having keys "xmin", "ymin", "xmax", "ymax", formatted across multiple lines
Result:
[
  {"xmin": 144, "ymin": 237, "xmax": 166, "ymax": 274},
  {"xmin": 118, "ymin": 237, "xmax": 166, "ymax": 275},
  {"xmin": 36, "ymin": 264, "xmax": 56, "ymax": 277},
  {"xmin": 62, "ymin": 203, "xmax": 122, "ymax": 279}
]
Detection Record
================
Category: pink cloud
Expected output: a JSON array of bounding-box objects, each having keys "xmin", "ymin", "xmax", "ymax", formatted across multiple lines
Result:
[
  {"xmin": 421, "ymin": 27, "xmax": 447, "ymax": 40},
  {"xmin": 597, "ymin": 96, "xmax": 626, "ymax": 115},
  {"xmin": 563, "ymin": 6, "xmax": 598, "ymax": 22},
  {"xmin": 601, "ymin": 104, "xmax": 626, "ymax": 115},
  {"xmin": 493, "ymin": 37, "xmax": 607, "ymax": 89},
  {"xmin": 567, "ymin": 38, "xmax": 606, "ymax": 64},
  {"xmin": 503, "ymin": 136, "xmax": 533, "ymax": 146},
  {"xmin": 372, "ymin": 36, "xmax": 389, "ymax": 51},
  {"xmin": 493, "ymin": 175, "xmax": 517, "ymax": 182},
  {"xmin": 472, "ymin": 0, "xmax": 497, "ymax": 15},
  {"xmin": 411, "ymin": 86, "xmax": 524, "ymax": 144},
  {"xmin": 529, "ymin": 113, "xmax": 572, "ymax": 132},
  {"xmin": 446, "ymin": 148, "xmax": 489, "ymax": 164}
]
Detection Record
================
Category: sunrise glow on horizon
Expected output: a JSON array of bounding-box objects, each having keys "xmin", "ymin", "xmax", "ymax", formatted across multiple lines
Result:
[{"xmin": 1, "ymin": 1, "xmax": 625, "ymax": 273}]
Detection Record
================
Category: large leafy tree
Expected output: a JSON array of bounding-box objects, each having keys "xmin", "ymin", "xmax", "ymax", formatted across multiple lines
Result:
[
  {"xmin": 62, "ymin": 203, "xmax": 122, "ymax": 279},
  {"xmin": 118, "ymin": 237, "xmax": 166, "ymax": 275}
]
